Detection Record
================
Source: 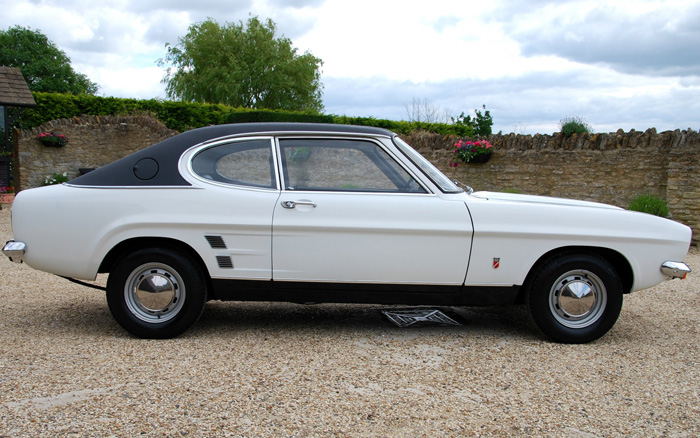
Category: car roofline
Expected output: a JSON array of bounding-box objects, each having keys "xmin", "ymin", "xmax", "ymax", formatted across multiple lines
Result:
[{"xmin": 68, "ymin": 123, "xmax": 396, "ymax": 188}]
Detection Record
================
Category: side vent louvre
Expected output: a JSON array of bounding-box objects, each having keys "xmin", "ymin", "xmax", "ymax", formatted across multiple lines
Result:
[
  {"xmin": 205, "ymin": 235, "xmax": 227, "ymax": 249},
  {"xmin": 216, "ymin": 256, "xmax": 234, "ymax": 269}
]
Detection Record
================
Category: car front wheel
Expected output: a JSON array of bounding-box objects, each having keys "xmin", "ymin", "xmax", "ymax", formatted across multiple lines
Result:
[
  {"xmin": 106, "ymin": 248, "xmax": 207, "ymax": 339},
  {"xmin": 526, "ymin": 252, "xmax": 623, "ymax": 343}
]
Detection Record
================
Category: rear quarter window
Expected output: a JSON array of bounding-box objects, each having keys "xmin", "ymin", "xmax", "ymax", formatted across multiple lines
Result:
[{"xmin": 191, "ymin": 139, "xmax": 276, "ymax": 189}]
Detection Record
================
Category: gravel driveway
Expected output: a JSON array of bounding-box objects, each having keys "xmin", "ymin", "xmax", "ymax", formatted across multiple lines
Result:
[{"xmin": 1, "ymin": 205, "xmax": 699, "ymax": 437}]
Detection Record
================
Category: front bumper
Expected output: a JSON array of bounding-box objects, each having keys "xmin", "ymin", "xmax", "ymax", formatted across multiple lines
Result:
[
  {"xmin": 661, "ymin": 261, "xmax": 691, "ymax": 279},
  {"xmin": 2, "ymin": 240, "xmax": 26, "ymax": 264}
]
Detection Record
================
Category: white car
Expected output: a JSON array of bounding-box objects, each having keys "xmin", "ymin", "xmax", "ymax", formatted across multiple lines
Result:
[{"xmin": 2, "ymin": 123, "xmax": 692, "ymax": 342}]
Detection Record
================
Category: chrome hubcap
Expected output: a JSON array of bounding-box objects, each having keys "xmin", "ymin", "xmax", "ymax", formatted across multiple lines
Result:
[
  {"xmin": 125, "ymin": 263, "xmax": 185, "ymax": 323},
  {"xmin": 549, "ymin": 270, "xmax": 607, "ymax": 328}
]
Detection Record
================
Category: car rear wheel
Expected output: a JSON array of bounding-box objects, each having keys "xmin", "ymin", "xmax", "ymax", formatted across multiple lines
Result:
[
  {"xmin": 526, "ymin": 252, "xmax": 623, "ymax": 343},
  {"xmin": 106, "ymin": 248, "xmax": 207, "ymax": 339}
]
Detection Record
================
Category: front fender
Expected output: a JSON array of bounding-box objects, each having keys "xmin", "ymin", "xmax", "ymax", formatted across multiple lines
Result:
[{"xmin": 464, "ymin": 196, "xmax": 691, "ymax": 291}]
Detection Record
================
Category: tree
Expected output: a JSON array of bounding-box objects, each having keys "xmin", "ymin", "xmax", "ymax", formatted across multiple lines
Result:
[
  {"xmin": 0, "ymin": 25, "xmax": 98, "ymax": 95},
  {"xmin": 160, "ymin": 17, "xmax": 324, "ymax": 112},
  {"xmin": 404, "ymin": 98, "xmax": 451, "ymax": 124},
  {"xmin": 452, "ymin": 105, "xmax": 493, "ymax": 137}
]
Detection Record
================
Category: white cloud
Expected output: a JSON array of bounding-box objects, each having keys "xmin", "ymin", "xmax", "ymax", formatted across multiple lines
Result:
[
  {"xmin": 504, "ymin": 0, "xmax": 700, "ymax": 77},
  {"xmin": 91, "ymin": 66, "xmax": 166, "ymax": 100},
  {"xmin": 293, "ymin": 0, "xmax": 517, "ymax": 82}
]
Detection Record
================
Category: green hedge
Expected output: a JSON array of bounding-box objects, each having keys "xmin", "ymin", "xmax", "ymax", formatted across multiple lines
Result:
[
  {"xmin": 19, "ymin": 93, "xmax": 235, "ymax": 132},
  {"xmin": 18, "ymin": 93, "xmax": 472, "ymax": 136},
  {"xmin": 226, "ymin": 109, "xmax": 334, "ymax": 124},
  {"xmin": 332, "ymin": 115, "xmax": 472, "ymax": 136}
]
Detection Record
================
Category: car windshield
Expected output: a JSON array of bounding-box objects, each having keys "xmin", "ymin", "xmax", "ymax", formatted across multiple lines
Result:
[{"xmin": 393, "ymin": 136, "xmax": 462, "ymax": 193}]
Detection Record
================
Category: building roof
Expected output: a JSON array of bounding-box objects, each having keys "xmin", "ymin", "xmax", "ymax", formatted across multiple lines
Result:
[{"xmin": 0, "ymin": 66, "xmax": 37, "ymax": 107}]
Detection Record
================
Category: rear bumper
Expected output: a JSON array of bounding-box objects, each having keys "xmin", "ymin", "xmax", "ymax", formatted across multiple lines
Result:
[
  {"xmin": 661, "ymin": 261, "xmax": 691, "ymax": 279},
  {"xmin": 2, "ymin": 240, "xmax": 25, "ymax": 264}
]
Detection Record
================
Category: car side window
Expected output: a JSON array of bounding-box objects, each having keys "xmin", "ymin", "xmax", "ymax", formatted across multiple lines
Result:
[
  {"xmin": 278, "ymin": 139, "xmax": 426, "ymax": 193},
  {"xmin": 191, "ymin": 139, "xmax": 276, "ymax": 189}
]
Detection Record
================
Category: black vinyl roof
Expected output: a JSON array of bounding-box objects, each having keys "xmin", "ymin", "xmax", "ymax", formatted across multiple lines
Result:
[{"xmin": 69, "ymin": 123, "xmax": 395, "ymax": 187}]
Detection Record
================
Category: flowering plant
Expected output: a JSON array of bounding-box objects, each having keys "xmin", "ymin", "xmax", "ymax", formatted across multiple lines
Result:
[
  {"xmin": 0, "ymin": 179, "xmax": 12, "ymax": 194},
  {"xmin": 450, "ymin": 139, "xmax": 494, "ymax": 166},
  {"xmin": 38, "ymin": 132, "xmax": 68, "ymax": 147},
  {"xmin": 0, "ymin": 180, "xmax": 13, "ymax": 209},
  {"xmin": 42, "ymin": 172, "xmax": 69, "ymax": 186}
]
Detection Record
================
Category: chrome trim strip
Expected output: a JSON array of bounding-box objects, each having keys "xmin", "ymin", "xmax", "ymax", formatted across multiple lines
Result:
[
  {"xmin": 196, "ymin": 130, "xmax": 392, "ymax": 144},
  {"xmin": 182, "ymin": 131, "xmax": 392, "ymax": 160},
  {"xmin": 2, "ymin": 240, "xmax": 26, "ymax": 264},
  {"xmin": 463, "ymin": 283, "xmax": 516, "ymax": 287},
  {"xmin": 62, "ymin": 184, "xmax": 204, "ymax": 190},
  {"xmin": 661, "ymin": 261, "xmax": 691, "ymax": 279},
  {"xmin": 274, "ymin": 189, "xmax": 437, "ymax": 197}
]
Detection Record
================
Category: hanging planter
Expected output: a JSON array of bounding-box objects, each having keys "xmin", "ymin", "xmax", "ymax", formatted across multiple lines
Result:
[
  {"xmin": 449, "ymin": 139, "xmax": 494, "ymax": 167},
  {"xmin": 467, "ymin": 151, "xmax": 492, "ymax": 163},
  {"xmin": 38, "ymin": 132, "xmax": 68, "ymax": 147}
]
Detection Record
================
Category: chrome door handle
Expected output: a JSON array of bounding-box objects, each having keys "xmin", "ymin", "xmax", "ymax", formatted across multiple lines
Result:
[{"xmin": 281, "ymin": 200, "xmax": 317, "ymax": 209}]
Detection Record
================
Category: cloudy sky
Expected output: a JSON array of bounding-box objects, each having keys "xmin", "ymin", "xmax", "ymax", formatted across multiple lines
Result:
[{"xmin": 2, "ymin": 0, "xmax": 699, "ymax": 134}]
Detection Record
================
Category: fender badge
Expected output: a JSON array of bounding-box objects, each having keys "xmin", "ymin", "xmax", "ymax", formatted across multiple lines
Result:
[{"xmin": 493, "ymin": 258, "xmax": 500, "ymax": 269}]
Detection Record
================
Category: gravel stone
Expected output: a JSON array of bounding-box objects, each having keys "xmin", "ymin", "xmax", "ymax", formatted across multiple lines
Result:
[{"xmin": 1, "ymin": 206, "xmax": 699, "ymax": 437}]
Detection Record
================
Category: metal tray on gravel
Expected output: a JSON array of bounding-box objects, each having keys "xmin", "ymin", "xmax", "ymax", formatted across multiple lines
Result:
[{"xmin": 381, "ymin": 309, "xmax": 461, "ymax": 327}]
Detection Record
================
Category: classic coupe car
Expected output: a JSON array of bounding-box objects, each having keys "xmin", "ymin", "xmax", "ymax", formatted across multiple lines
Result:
[{"xmin": 2, "ymin": 123, "xmax": 692, "ymax": 342}]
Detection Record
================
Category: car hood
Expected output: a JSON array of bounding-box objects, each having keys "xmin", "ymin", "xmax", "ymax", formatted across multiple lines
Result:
[{"xmin": 470, "ymin": 191, "xmax": 623, "ymax": 211}]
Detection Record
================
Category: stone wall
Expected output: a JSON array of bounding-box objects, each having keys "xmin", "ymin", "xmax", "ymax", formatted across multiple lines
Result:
[
  {"xmin": 13, "ymin": 117, "xmax": 700, "ymax": 244},
  {"xmin": 14, "ymin": 115, "xmax": 177, "ymax": 190},
  {"xmin": 402, "ymin": 128, "xmax": 700, "ymax": 243}
]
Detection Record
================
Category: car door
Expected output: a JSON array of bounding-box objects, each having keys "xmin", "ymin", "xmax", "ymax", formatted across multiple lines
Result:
[
  {"xmin": 187, "ymin": 137, "xmax": 280, "ymax": 280},
  {"xmin": 272, "ymin": 137, "xmax": 472, "ymax": 285}
]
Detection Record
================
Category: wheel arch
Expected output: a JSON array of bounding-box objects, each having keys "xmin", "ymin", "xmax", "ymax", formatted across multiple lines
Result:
[
  {"xmin": 522, "ymin": 246, "xmax": 634, "ymax": 297},
  {"xmin": 98, "ymin": 237, "xmax": 210, "ymax": 282}
]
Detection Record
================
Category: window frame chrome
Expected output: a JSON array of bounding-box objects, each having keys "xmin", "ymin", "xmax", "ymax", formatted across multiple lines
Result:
[
  {"xmin": 182, "ymin": 136, "xmax": 281, "ymax": 192},
  {"xmin": 274, "ymin": 134, "xmax": 432, "ymax": 195}
]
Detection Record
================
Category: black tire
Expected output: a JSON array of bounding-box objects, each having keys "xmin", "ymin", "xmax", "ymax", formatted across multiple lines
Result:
[
  {"xmin": 106, "ymin": 248, "xmax": 207, "ymax": 339},
  {"xmin": 526, "ymin": 252, "xmax": 623, "ymax": 343}
]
